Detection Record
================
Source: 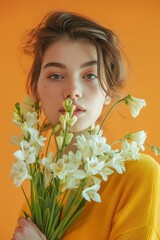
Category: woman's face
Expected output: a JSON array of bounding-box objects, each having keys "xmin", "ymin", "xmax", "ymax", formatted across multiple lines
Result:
[{"xmin": 36, "ymin": 39, "xmax": 110, "ymax": 133}]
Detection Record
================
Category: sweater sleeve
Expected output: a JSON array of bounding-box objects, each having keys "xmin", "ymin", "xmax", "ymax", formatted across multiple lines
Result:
[{"xmin": 109, "ymin": 154, "xmax": 160, "ymax": 240}]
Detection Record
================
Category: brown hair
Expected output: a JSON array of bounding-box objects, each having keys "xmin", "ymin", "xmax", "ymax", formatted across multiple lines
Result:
[{"xmin": 24, "ymin": 11, "xmax": 127, "ymax": 99}]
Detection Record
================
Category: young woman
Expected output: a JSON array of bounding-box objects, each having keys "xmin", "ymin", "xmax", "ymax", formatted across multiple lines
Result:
[{"xmin": 12, "ymin": 11, "xmax": 160, "ymax": 240}]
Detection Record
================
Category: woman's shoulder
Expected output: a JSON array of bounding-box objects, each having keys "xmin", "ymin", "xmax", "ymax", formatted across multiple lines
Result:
[
  {"xmin": 102, "ymin": 153, "xmax": 160, "ymax": 197},
  {"xmin": 105, "ymin": 153, "xmax": 160, "ymax": 194},
  {"xmin": 119, "ymin": 153, "xmax": 160, "ymax": 194},
  {"xmin": 125, "ymin": 153, "xmax": 160, "ymax": 177}
]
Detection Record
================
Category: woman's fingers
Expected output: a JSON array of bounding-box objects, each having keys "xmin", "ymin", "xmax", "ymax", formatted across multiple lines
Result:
[
  {"xmin": 27, "ymin": 218, "xmax": 46, "ymax": 240},
  {"xmin": 17, "ymin": 217, "xmax": 28, "ymax": 227},
  {"xmin": 12, "ymin": 217, "xmax": 46, "ymax": 240},
  {"xmin": 12, "ymin": 225, "xmax": 23, "ymax": 240}
]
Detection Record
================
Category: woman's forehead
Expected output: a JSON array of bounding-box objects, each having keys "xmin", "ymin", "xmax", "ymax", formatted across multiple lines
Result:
[{"xmin": 42, "ymin": 39, "xmax": 98, "ymax": 65}]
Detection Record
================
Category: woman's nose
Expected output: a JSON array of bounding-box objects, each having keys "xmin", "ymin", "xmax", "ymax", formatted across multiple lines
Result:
[{"xmin": 64, "ymin": 81, "xmax": 82, "ymax": 100}]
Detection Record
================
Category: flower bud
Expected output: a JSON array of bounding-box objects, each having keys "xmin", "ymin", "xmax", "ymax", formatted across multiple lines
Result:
[
  {"xmin": 63, "ymin": 98, "xmax": 72, "ymax": 112},
  {"xmin": 68, "ymin": 116, "xmax": 77, "ymax": 127},
  {"xmin": 21, "ymin": 123, "xmax": 30, "ymax": 140},
  {"xmin": 65, "ymin": 133, "xmax": 73, "ymax": 145},
  {"xmin": 60, "ymin": 115, "xmax": 66, "ymax": 130},
  {"xmin": 69, "ymin": 104, "xmax": 76, "ymax": 116},
  {"xmin": 53, "ymin": 123, "xmax": 61, "ymax": 134},
  {"xmin": 56, "ymin": 136, "xmax": 64, "ymax": 150},
  {"xmin": 13, "ymin": 112, "xmax": 21, "ymax": 122},
  {"xmin": 64, "ymin": 112, "xmax": 70, "ymax": 122}
]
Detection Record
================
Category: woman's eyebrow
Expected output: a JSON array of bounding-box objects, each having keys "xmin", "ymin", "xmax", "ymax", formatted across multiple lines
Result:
[
  {"xmin": 42, "ymin": 60, "xmax": 97, "ymax": 69},
  {"xmin": 80, "ymin": 60, "xmax": 97, "ymax": 68},
  {"xmin": 43, "ymin": 62, "xmax": 66, "ymax": 69}
]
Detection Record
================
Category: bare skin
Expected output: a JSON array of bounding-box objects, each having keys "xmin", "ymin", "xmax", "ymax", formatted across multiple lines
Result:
[{"xmin": 12, "ymin": 217, "xmax": 46, "ymax": 240}]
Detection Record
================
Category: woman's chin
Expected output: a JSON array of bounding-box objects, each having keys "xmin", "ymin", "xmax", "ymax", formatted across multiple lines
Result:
[{"xmin": 69, "ymin": 123, "xmax": 90, "ymax": 134}]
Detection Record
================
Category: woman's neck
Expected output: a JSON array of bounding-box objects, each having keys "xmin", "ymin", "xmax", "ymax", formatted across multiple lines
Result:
[{"xmin": 64, "ymin": 129, "xmax": 89, "ymax": 154}]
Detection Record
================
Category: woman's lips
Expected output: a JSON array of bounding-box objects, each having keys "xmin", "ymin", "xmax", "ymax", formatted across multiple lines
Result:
[
  {"xmin": 73, "ymin": 108, "xmax": 86, "ymax": 117},
  {"xmin": 59, "ymin": 106, "xmax": 86, "ymax": 117}
]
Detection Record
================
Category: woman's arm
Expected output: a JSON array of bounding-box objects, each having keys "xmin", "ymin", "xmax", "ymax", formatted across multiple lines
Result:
[{"xmin": 12, "ymin": 217, "xmax": 46, "ymax": 240}]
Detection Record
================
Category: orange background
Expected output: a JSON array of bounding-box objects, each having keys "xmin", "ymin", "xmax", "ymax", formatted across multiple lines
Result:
[{"xmin": 0, "ymin": 0, "xmax": 160, "ymax": 239}]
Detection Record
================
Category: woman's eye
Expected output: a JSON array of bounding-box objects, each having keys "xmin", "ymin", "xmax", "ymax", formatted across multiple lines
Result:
[
  {"xmin": 49, "ymin": 74, "xmax": 64, "ymax": 80},
  {"xmin": 83, "ymin": 73, "xmax": 97, "ymax": 80}
]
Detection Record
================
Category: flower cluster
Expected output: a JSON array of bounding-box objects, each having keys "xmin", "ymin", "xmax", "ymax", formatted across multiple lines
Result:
[{"xmin": 10, "ymin": 94, "xmax": 158, "ymax": 239}]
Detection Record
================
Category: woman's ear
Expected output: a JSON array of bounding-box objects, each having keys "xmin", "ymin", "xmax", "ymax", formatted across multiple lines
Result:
[{"xmin": 104, "ymin": 95, "xmax": 111, "ymax": 105}]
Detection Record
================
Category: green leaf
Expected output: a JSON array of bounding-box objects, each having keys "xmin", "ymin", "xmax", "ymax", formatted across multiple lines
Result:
[
  {"xmin": 46, "ymin": 195, "xmax": 59, "ymax": 236},
  {"xmin": 43, "ymin": 208, "xmax": 50, "ymax": 235},
  {"xmin": 74, "ymin": 198, "xmax": 86, "ymax": 214},
  {"xmin": 23, "ymin": 211, "xmax": 29, "ymax": 219},
  {"xmin": 58, "ymin": 207, "xmax": 84, "ymax": 239},
  {"xmin": 48, "ymin": 209, "xmax": 62, "ymax": 240},
  {"xmin": 21, "ymin": 186, "xmax": 31, "ymax": 214},
  {"xmin": 33, "ymin": 199, "xmax": 43, "ymax": 232},
  {"xmin": 63, "ymin": 190, "xmax": 76, "ymax": 216}
]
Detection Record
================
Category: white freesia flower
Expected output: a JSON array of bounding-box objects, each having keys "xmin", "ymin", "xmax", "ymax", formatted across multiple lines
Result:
[
  {"xmin": 82, "ymin": 183, "xmax": 101, "ymax": 202},
  {"xmin": 121, "ymin": 140, "xmax": 140, "ymax": 160},
  {"xmin": 124, "ymin": 95, "xmax": 146, "ymax": 118},
  {"xmin": 67, "ymin": 151, "xmax": 82, "ymax": 170},
  {"xmin": 21, "ymin": 95, "xmax": 37, "ymax": 114},
  {"xmin": 111, "ymin": 153, "xmax": 126, "ymax": 174},
  {"xmin": 42, "ymin": 152, "xmax": 54, "ymax": 171},
  {"xmin": 84, "ymin": 156, "xmax": 105, "ymax": 176},
  {"xmin": 50, "ymin": 151, "xmax": 82, "ymax": 181},
  {"xmin": 85, "ymin": 176, "xmax": 101, "ymax": 188},
  {"xmin": 99, "ymin": 165, "xmax": 114, "ymax": 181},
  {"xmin": 42, "ymin": 153, "xmax": 54, "ymax": 187},
  {"xmin": 10, "ymin": 161, "xmax": 32, "ymax": 187},
  {"xmin": 43, "ymin": 169, "xmax": 53, "ymax": 188},
  {"xmin": 76, "ymin": 134, "xmax": 110, "ymax": 159},
  {"xmin": 13, "ymin": 140, "xmax": 37, "ymax": 164},
  {"xmin": 28, "ymin": 127, "xmax": 46, "ymax": 147},
  {"xmin": 61, "ymin": 169, "xmax": 86, "ymax": 192},
  {"xmin": 50, "ymin": 152, "xmax": 86, "ymax": 192},
  {"xmin": 21, "ymin": 123, "xmax": 30, "ymax": 140},
  {"xmin": 125, "ymin": 131, "xmax": 147, "ymax": 150},
  {"xmin": 89, "ymin": 135, "xmax": 110, "ymax": 156},
  {"xmin": 76, "ymin": 135, "xmax": 92, "ymax": 159},
  {"xmin": 50, "ymin": 156, "xmax": 69, "ymax": 180},
  {"xmin": 25, "ymin": 112, "xmax": 39, "ymax": 128},
  {"xmin": 89, "ymin": 124, "xmax": 103, "ymax": 136}
]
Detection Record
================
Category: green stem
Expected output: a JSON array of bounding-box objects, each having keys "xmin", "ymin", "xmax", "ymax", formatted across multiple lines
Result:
[
  {"xmin": 21, "ymin": 186, "xmax": 31, "ymax": 214},
  {"xmin": 110, "ymin": 139, "xmax": 123, "ymax": 145},
  {"xmin": 59, "ymin": 189, "xmax": 69, "ymax": 206},
  {"xmin": 45, "ymin": 130, "xmax": 54, "ymax": 157},
  {"xmin": 99, "ymin": 95, "xmax": 130, "ymax": 132},
  {"xmin": 99, "ymin": 99, "xmax": 123, "ymax": 131},
  {"xmin": 59, "ymin": 127, "xmax": 69, "ymax": 155},
  {"xmin": 58, "ymin": 124, "xmax": 72, "ymax": 160}
]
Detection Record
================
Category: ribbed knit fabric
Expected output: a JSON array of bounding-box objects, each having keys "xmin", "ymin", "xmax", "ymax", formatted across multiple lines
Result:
[{"xmin": 63, "ymin": 154, "xmax": 160, "ymax": 240}]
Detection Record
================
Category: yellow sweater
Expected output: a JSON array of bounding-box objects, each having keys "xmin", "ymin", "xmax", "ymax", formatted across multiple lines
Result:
[{"xmin": 63, "ymin": 154, "xmax": 160, "ymax": 240}]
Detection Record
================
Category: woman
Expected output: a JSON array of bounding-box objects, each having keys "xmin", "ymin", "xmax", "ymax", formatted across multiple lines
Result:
[{"xmin": 12, "ymin": 11, "xmax": 160, "ymax": 240}]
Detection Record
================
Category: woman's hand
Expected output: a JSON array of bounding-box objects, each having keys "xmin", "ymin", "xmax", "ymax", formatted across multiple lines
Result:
[{"xmin": 12, "ymin": 217, "xmax": 46, "ymax": 240}]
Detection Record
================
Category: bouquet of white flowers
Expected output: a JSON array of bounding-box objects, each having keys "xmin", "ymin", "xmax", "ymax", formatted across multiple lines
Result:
[{"xmin": 10, "ymin": 94, "xmax": 160, "ymax": 239}]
